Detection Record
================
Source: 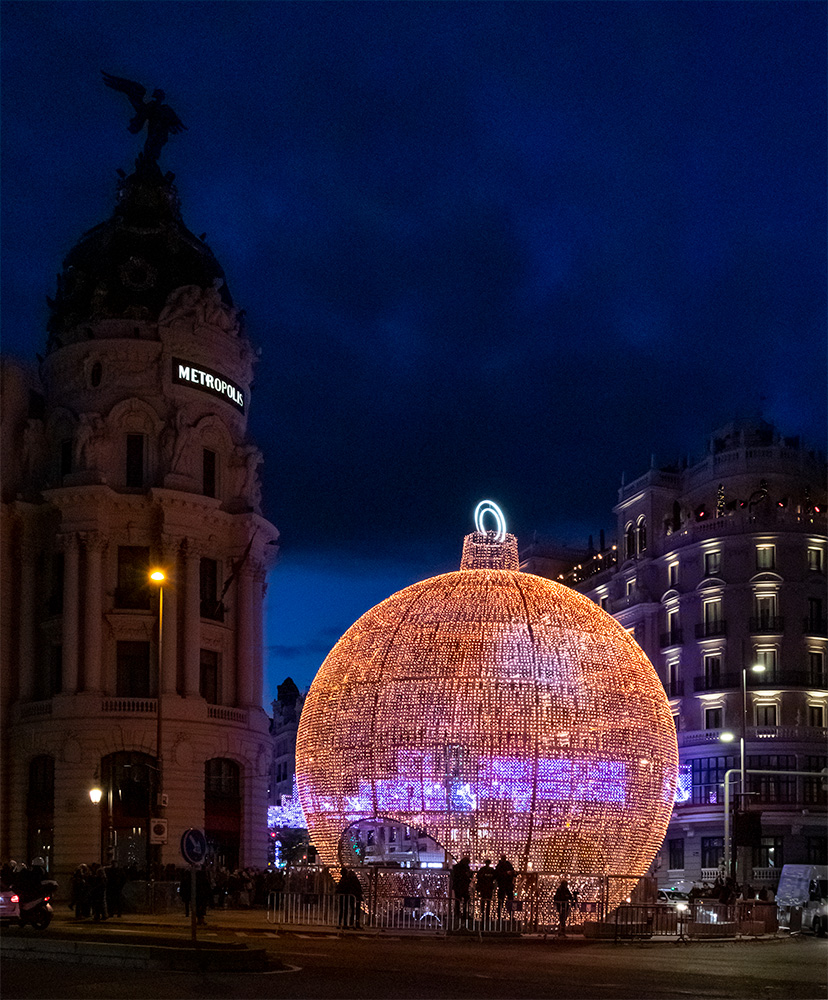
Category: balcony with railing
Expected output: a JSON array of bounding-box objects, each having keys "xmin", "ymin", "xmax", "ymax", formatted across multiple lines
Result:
[
  {"xmin": 749, "ymin": 616, "xmax": 785, "ymax": 634},
  {"xmin": 660, "ymin": 628, "xmax": 683, "ymax": 648},
  {"xmin": 692, "ymin": 670, "xmax": 826, "ymax": 692},
  {"xmin": 803, "ymin": 617, "xmax": 827, "ymax": 636},
  {"xmin": 695, "ymin": 620, "xmax": 727, "ymax": 639}
]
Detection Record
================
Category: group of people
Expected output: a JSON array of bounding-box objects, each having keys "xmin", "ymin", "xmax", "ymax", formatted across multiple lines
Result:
[
  {"xmin": 450, "ymin": 856, "xmax": 578, "ymax": 933},
  {"xmin": 69, "ymin": 863, "xmax": 127, "ymax": 920},
  {"xmin": 688, "ymin": 877, "xmax": 775, "ymax": 906},
  {"xmin": 450, "ymin": 855, "xmax": 520, "ymax": 923}
]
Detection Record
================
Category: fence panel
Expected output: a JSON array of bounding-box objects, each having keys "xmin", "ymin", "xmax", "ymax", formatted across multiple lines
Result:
[{"xmin": 268, "ymin": 891, "xmax": 361, "ymax": 928}]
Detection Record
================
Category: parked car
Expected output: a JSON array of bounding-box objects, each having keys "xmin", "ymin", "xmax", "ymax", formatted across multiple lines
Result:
[
  {"xmin": 657, "ymin": 889, "xmax": 689, "ymax": 912},
  {"xmin": 0, "ymin": 886, "xmax": 21, "ymax": 926}
]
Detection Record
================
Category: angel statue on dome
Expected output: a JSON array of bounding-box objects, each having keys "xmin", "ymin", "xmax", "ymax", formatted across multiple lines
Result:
[{"xmin": 102, "ymin": 71, "xmax": 187, "ymax": 163}]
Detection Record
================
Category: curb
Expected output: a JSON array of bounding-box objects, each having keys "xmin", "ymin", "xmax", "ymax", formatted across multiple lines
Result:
[{"xmin": 1, "ymin": 935, "xmax": 276, "ymax": 972}]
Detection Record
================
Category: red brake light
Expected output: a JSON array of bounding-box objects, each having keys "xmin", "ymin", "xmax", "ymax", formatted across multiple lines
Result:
[
  {"xmin": 43, "ymin": 895, "xmax": 51, "ymax": 902},
  {"xmin": 10, "ymin": 894, "xmax": 19, "ymax": 903}
]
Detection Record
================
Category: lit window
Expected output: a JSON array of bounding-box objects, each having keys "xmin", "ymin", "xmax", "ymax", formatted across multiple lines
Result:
[
  {"xmin": 668, "ymin": 838, "xmax": 684, "ymax": 870},
  {"xmin": 637, "ymin": 517, "xmax": 647, "ymax": 554},
  {"xmin": 755, "ymin": 704, "xmax": 777, "ymax": 727},
  {"xmin": 668, "ymin": 562, "xmax": 679, "ymax": 588},
  {"xmin": 756, "ymin": 545, "xmax": 776, "ymax": 570},
  {"xmin": 625, "ymin": 523, "xmax": 636, "ymax": 560},
  {"xmin": 704, "ymin": 551, "xmax": 721, "ymax": 577},
  {"xmin": 704, "ymin": 707, "xmax": 723, "ymax": 730},
  {"xmin": 755, "ymin": 648, "xmax": 778, "ymax": 676},
  {"xmin": 703, "ymin": 655, "xmax": 721, "ymax": 688}
]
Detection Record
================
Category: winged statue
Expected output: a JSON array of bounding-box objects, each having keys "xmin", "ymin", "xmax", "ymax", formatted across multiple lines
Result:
[{"xmin": 102, "ymin": 71, "xmax": 187, "ymax": 162}]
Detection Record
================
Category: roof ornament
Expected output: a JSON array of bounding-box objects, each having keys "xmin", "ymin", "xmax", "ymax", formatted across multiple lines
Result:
[
  {"xmin": 102, "ymin": 71, "xmax": 187, "ymax": 166},
  {"xmin": 473, "ymin": 499, "xmax": 507, "ymax": 543}
]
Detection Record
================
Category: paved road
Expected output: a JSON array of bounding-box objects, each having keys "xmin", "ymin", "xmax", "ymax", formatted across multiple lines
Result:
[{"xmin": 2, "ymin": 914, "xmax": 826, "ymax": 1000}]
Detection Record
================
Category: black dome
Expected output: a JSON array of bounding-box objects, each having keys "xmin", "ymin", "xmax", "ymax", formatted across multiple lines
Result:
[{"xmin": 47, "ymin": 162, "xmax": 232, "ymax": 349}]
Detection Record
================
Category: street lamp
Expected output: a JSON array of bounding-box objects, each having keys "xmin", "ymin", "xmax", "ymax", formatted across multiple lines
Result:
[
  {"xmin": 149, "ymin": 568, "xmax": 166, "ymax": 871},
  {"xmin": 720, "ymin": 660, "xmax": 765, "ymax": 879}
]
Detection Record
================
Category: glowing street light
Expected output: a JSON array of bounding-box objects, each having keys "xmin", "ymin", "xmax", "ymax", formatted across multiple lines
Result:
[
  {"xmin": 149, "ymin": 568, "xmax": 166, "ymax": 868},
  {"xmin": 89, "ymin": 786, "xmax": 103, "ymax": 805},
  {"xmin": 720, "ymin": 658, "xmax": 766, "ymax": 878}
]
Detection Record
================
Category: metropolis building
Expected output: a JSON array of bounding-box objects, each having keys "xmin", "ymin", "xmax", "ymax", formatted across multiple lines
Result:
[
  {"xmin": 0, "ymin": 129, "xmax": 278, "ymax": 881},
  {"xmin": 523, "ymin": 421, "xmax": 827, "ymax": 886}
]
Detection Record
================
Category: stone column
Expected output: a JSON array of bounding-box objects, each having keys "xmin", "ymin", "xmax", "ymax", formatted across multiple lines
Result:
[
  {"xmin": 235, "ymin": 562, "xmax": 254, "ymax": 707},
  {"xmin": 183, "ymin": 541, "xmax": 201, "ymax": 697},
  {"xmin": 81, "ymin": 532, "xmax": 106, "ymax": 692},
  {"xmin": 18, "ymin": 538, "xmax": 38, "ymax": 702},
  {"xmin": 60, "ymin": 533, "xmax": 80, "ymax": 695}
]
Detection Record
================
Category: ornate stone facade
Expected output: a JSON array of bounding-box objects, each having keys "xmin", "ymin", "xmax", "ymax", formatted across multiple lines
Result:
[{"xmin": 1, "ymin": 160, "xmax": 278, "ymax": 882}]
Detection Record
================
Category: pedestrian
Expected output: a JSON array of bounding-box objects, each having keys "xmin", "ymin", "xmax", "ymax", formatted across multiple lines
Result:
[
  {"xmin": 475, "ymin": 859, "xmax": 496, "ymax": 925},
  {"xmin": 494, "ymin": 855, "xmax": 516, "ymax": 918},
  {"xmin": 71, "ymin": 864, "xmax": 90, "ymax": 919},
  {"xmin": 451, "ymin": 856, "xmax": 473, "ymax": 925},
  {"xmin": 554, "ymin": 878, "xmax": 575, "ymax": 936},
  {"xmin": 335, "ymin": 867, "xmax": 362, "ymax": 928},
  {"xmin": 88, "ymin": 863, "xmax": 107, "ymax": 921}
]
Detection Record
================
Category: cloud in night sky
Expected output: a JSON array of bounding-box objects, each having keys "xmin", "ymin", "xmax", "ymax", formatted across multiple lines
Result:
[{"xmin": 2, "ymin": 1, "xmax": 824, "ymax": 700}]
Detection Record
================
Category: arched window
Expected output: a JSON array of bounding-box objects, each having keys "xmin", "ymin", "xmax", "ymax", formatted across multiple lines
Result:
[
  {"xmin": 637, "ymin": 517, "xmax": 647, "ymax": 554},
  {"xmin": 624, "ymin": 523, "xmax": 636, "ymax": 560},
  {"xmin": 27, "ymin": 755, "xmax": 54, "ymax": 870},
  {"xmin": 100, "ymin": 751, "xmax": 157, "ymax": 871},
  {"xmin": 205, "ymin": 758, "xmax": 241, "ymax": 870}
]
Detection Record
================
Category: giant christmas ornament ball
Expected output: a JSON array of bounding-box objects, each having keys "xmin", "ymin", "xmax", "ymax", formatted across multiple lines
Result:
[{"xmin": 296, "ymin": 520, "xmax": 678, "ymax": 875}]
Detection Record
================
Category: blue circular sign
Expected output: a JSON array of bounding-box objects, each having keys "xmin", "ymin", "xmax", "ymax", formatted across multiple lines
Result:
[{"xmin": 180, "ymin": 827, "xmax": 208, "ymax": 865}]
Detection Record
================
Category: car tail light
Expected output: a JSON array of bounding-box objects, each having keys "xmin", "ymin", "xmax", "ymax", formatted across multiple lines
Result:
[
  {"xmin": 43, "ymin": 895, "xmax": 51, "ymax": 902},
  {"xmin": 10, "ymin": 894, "xmax": 19, "ymax": 903}
]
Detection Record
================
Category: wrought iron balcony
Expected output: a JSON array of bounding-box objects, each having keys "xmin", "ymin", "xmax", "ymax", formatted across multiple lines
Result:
[
  {"xmin": 749, "ymin": 616, "xmax": 785, "ymax": 634},
  {"xmin": 694, "ymin": 672, "xmax": 739, "ymax": 692},
  {"xmin": 660, "ymin": 629, "xmax": 683, "ymax": 648},
  {"xmin": 695, "ymin": 620, "xmax": 727, "ymax": 639}
]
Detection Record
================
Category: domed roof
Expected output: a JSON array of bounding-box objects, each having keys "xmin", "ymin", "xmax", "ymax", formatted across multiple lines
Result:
[
  {"xmin": 296, "ymin": 530, "xmax": 678, "ymax": 877},
  {"xmin": 46, "ymin": 162, "xmax": 231, "ymax": 349}
]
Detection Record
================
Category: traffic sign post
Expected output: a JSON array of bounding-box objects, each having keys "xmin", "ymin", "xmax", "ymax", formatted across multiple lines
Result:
[{"xmin": 180, "ymin": 829, "xmax": 208, "ymax": 943}]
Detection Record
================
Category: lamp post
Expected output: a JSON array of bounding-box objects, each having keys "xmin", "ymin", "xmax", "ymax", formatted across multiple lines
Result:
[
  {"xmin": 149, "ymin": 569, "xmax": 166, "ymax": 873},
  {"xmin": 721, "ymin": 658, "xmax": 765, "ymax": 879}
]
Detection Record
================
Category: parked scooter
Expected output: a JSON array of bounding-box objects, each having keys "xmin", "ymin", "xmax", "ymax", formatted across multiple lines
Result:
[
  {"xmin": 18, "ymin": 882, "xmax": 57, "ymax": 930},
  {"xmin": 10, "ymin": 860, "xmax": 57, "ymax": 930}
]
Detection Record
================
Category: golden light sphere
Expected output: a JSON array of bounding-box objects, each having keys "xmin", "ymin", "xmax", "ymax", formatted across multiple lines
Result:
[{"xmin": 296, "ymin": 530, "xmax": 677, "ymax": 877}]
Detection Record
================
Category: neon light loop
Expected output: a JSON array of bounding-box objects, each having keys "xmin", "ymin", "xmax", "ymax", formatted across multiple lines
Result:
[{"xmin": 474, "ymin": 500, "xmax": 506, "ymax": 542}]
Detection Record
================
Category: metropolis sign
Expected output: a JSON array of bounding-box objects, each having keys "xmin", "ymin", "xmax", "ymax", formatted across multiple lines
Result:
[{"xmin": 172, "ymin": 358, "xmax": 245, "ymax": 412}]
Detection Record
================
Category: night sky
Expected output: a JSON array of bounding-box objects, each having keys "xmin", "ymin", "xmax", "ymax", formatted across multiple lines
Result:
[{"xmin": 2, "ymin": 2, "xmax": 825, "ymax": 704}]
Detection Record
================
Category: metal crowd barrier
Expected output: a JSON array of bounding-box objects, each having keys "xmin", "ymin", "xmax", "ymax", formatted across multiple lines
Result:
[{"xmin": 267, "ymin": 891, "xmax": 362, "ymax": 928}]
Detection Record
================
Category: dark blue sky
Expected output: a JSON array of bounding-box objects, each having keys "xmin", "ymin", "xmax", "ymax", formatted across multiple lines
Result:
[{"xmin": 2, "ymin": 1, "xmax": 825, "ymax": 702}]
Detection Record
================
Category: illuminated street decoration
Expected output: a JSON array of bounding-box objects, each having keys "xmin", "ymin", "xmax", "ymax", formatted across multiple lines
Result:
[
  {"xmin": 268, "ymin": 776, "xmax": 308, "ymax": 830},
  {"xmin": 474, "ymin": 499, "xmax": 506, "ymax": 541},
  {"xmin": 296, "ymin": 510, "xmax": 678, "ymax": 879}
]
